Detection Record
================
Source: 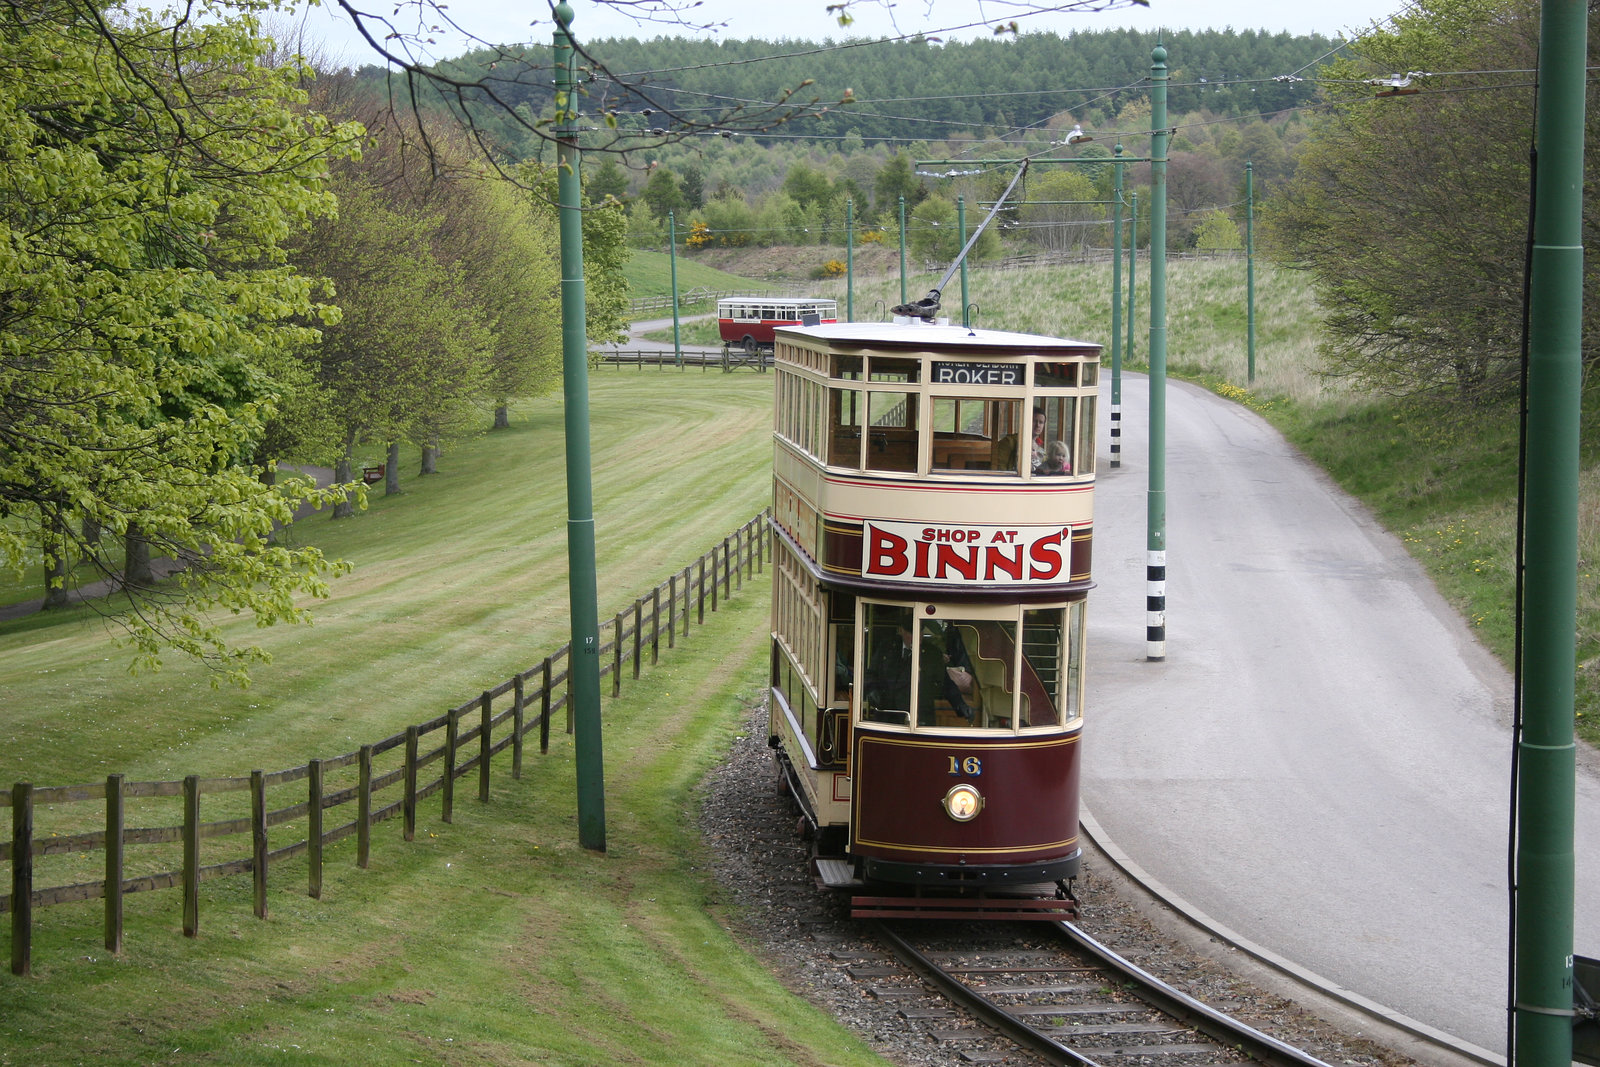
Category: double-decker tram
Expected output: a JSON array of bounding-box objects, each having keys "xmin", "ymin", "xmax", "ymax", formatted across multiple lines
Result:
[{"xmin": 766, "ymin": 315, "xmax": 1099, "ymax": 919}]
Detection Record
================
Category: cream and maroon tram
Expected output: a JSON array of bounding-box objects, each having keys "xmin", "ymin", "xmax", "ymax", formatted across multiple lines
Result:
[{"xmin": 766, "ymin": 316, "xmax": 1099, "ymax": 917}]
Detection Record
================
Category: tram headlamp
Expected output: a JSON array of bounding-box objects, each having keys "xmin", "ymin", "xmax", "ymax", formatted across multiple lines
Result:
[{"xmin": 942, "ymin": 783, "xmax": 984, "ymax": 822}]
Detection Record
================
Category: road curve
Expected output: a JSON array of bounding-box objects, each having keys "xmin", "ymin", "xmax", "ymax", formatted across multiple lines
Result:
[{"xmin": 1082, "ymin": 373, "xmax": 1600, "ymax": 1059}]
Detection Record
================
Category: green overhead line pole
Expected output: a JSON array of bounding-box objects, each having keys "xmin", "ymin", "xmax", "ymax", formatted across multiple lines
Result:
[
  {"xmin": 1146, "ymin": 44, "xmax": 1169, "ymax": 662},
  {"xmin": 553, "ymin": 0, "xmax": 606, "ymax": 853},
  {"xmin": 669, "ymin": 211, "xmax": 682, "ymax": 365},
  {"xmin": 846, "ymin": 198, "xmax": 855, "ymax": 321},
  {"xmin": 898, "ymin": 195, "xmax": 908, "ymax": 306},
  {"xmin": 1246, "ymin": 162, "xmax": 1256, "ymax": 385},
  {"xmin": 1512, "ymin": 0, "xmax": 1583, "ymax": 1063},
  {"xmin": 1127, "ymin": 191, "xmax": 1138, "ymax": 368},
  {"xmin": 1111, "ymin": 145, "xmax": 1124, "ymax": 469}
]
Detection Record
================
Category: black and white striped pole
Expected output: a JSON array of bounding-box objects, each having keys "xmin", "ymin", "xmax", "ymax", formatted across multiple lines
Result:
[{"xmin": 1146, "ymin": 44, "xmax": 1169, "ymax": 662}]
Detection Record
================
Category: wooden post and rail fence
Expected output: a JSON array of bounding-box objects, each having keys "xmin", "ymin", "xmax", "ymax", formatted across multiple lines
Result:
[{"xmin": 3, "ymin": 511, "xmax": 771, "ymax": 976}]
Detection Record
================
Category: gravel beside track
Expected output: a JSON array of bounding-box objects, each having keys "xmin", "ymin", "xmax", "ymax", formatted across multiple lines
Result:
[{"xmin": 698, "ymin": 700, "xmax": 1438, "ymax": 1067}]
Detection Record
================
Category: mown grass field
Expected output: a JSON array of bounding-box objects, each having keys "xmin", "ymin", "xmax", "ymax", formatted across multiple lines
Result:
[
  {"xmin": 0, "ymin": 372, "xmax": 898, "ymax": 1065},
  {"xmin": 1, "ymin": 254, "xmax": 1594, "ymax": 1063}
]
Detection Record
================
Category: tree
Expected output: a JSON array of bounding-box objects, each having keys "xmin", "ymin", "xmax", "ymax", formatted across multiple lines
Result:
[
  {"xmin": 1263, "ymin": 0, "xmax": 1600, "ymax": 398},
  {"xmin": 678, "ymin": 165, "xmax": 705, "ymax": 211},
  {"xmin": 589, "ymin": 158, "xmax": 630, "ymax": 203},
  {"xmin": 0, "ymin": 0, "xmax": 361, "ymax": 681},
  {"xmin": 641, "ymin": 165, "xmax": 686, "ymax": 220},
  {"xmin": 522, "ymin": 163, "xmax": 630, "ymax": 347},
  {"xmin": 1192, "ymin": 209, "xmax": 1243, "ymax": 252},
  {"xmin": 1018, "ymin": 169, "xmax": 1102, "ymax": 254},
  {"xmin": 908, "ymin": 195, "xmax": 1000, "ymax": 265}
]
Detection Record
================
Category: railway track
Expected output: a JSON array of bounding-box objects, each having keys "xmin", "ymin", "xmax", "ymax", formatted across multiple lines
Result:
[{"xmin": 851, "ymin": 918, "xmax": 1338, "ymax": 1066}]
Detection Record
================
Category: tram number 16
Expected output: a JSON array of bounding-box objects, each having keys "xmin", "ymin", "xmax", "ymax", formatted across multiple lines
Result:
[{"xmin": 947, "ymin": 755, "xmax": 983, "ymax": 777}]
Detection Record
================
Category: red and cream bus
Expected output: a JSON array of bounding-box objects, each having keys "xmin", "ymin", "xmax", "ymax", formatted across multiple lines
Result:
[{"xmin": 717, "ymin": 297, "xmax": 838, "ymax": 355}]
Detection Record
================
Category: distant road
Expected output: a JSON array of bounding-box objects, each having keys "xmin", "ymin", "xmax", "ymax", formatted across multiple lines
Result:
[{"xmin": 1082, "ymin": 372, "xmax": 1599, "ymax": 1058}]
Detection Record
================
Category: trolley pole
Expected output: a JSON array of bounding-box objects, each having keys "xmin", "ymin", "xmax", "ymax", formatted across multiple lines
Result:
[
  {"xmin": 1110, "ymin": 146, "xmax": 1124, "ymax": 469},
  {"xmin": 1245, "ymin": 162, "xmax": 1256, "ymax": 385},
  {"xmin": 669, "ymin": 210, "xmax": 682, "ymax": 365},
  {"xmin": 1512, "ymin": 0, "xmax": 1583, "ymax": 1062},
  {"xmin": 553, "ymin": 0, "xmax": 606, "ymax": 852},
  {"xmin": 846, "ymin": 198, "xmax": 855, "ymax": 322},
  {"xmin": 898, "ymin": 196, "xmax": 908, "ymax": 306},
  {"xmin": 1146, "ymin": 45, "xmax": 1169, "ymax": 663}
]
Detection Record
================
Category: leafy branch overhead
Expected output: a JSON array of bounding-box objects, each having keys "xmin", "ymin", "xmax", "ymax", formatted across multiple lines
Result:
[{"xmin": 1, "ymin": 1, "xmax": 365, "ymax": 683}]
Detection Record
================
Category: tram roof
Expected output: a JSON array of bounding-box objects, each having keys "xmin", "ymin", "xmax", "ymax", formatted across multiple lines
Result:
[{"xmin": 775, "ymin": 319, "xmax": 1100, "ymax": 354}]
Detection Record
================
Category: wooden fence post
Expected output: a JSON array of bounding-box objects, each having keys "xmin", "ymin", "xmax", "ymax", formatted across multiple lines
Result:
[
  {"xmin": 308, "ymin": 759, "xmax": 324, "ymax": 900},
  {"xmin": 712, "ymin": 542, "xmax": 721, "ymax": 612},
  {"xmin": 442, "ymin": 710, "xmax": 458, "ymax": 824},
  {"xmin": 651, "ymin": 587, "xmax": 661, "ymax": 665},
  {"xmin": 182, "ymin": 775, "xmax": 200, "ymax": 938},
  {"xmin": 11, "ymin": 782, "xmax": 32, "ymax": 976},
  {"xmin": 105, "ymin": 773, "xmax": 123, "ymax": 953},
  {"xmin": 479, "ymin": 691, "xmax": 492, "ymax": 803},
  {"xmin": 698, "ymin": 558, "xmax": 706, "ymax": 624},
  {"xmin": 540, "ymin": 657, "xmax": 552, "ymax": 754},
  {"xmin": 512, "ymin": 676, "xmax": 525, "ymax": 780},
  {"xmin": 612, "ymin": 613, "xmax": 623, "ymax": 698},
  {"xmin": 357, "ymin": 746, "xmax": 372, "ymax": 868},
  {"xmin": 251, "ymin": 770, "xmax": 267, "ymax": 919},
  {"xmin": 734, "ymin": 528, "xmax": 744, "ymax": 591},
  {"xmin": 404, "ymin": 726, "xmax": 418, "ymax": 842},
  {"xmin": 632, "ymin": 599, "xmax": 643, "ymax": 680},
  {"xmin": 668, "ymin": 574, "xmax": 678, "ymax": 649}
]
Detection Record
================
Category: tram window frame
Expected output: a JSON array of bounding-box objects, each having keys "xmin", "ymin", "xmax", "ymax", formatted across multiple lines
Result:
[
  {"xmin": 865, "ymin": 390, "xmax": 918, "ymax": 474},
  {"xmin": 830, "ymin": 386, "xmax": 865, "ymax": 469},
  {"xmin": 931, "ymin": 396, "xmax": 1019, "ymax": 474},
  {"xmin": 1034, "ymin": 396, "xmax": 1078, "ymax": 477},
  {"xmin": 854, "ymin": 601, "xmax": 1080, "ymax": 734}
]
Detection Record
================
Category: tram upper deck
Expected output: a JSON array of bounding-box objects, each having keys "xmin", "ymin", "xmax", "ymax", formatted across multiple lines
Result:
[{"xmin": 771, "ymin": 319, "xmax": 1101, "ymax": 599}]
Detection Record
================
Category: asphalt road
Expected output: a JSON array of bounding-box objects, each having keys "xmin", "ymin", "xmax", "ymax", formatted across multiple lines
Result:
[{"xmin": 1081, "ymin": 373, "xmax": 1600, "ymax": 1060}]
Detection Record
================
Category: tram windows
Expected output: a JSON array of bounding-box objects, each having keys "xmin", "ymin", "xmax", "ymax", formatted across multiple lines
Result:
[
  {"xmin": 829, "ymin": 387, "xmax": 864, "ymax": 469},
  {"xmin": 866, "ymin": 391, "xmax": 918, "ymax": 473},
  {"xmin": 1018, "ymin": 603, "xmax": 1085, "ymax": 727},
  {"xmin": 831, "ymin": 620, "xmax": 855, "ymax": 704},
  {"xmin": 1075, "ymin": 395, "xmax": 1097, "ymax": 476},
  {"xmin": 932, "ymin": 397, "xmax": 1002, "ymax": 472},
  {"xmin": 1036, "ymin": 361, "xmax": 1080, "ymax": 389},
  {"xmin": 1081, "ymin": 362, "xmax": 1100, "ymax": 386},
  {"xmin": 832, "ymin": 354, "xmax": 863, "ymax": 381},
  {"xmin": 868, "ymin": 355, "xmax": 919, "ymax": 383},
  {"xmin": 988, "ymin": 400, "xmax": 1031, "ymax": 475},
  {"xmin": 862, "ymin": 603, "xmax": 915, "ymax": 724}
]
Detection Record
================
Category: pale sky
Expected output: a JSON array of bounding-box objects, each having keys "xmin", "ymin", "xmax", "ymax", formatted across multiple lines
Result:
[{"xmin": 277, "ymin": 0, "xmax": 1406, "ymax": 69}]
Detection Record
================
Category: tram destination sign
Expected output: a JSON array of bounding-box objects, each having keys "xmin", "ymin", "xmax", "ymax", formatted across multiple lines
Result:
[
  {"xmin": 930, "ymin": 362, "xmax": 1021, "ymax": 386},
  {"xmin": 864, "ymin": 519, "xmax": 1075, "ymax": 586}
]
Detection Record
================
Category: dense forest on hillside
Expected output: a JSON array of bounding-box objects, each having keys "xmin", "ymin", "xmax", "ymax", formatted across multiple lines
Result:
[{"xmin": 355, "ymin": 28, "xmax": 1341, "ymax": 164}]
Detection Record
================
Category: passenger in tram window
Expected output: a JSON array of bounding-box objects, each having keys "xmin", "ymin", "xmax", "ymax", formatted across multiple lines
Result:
[
  {"xmin": 993, "ymin": 408, "xmax": 1047, "ymax": 474},
  {"xmin": 1036, "ymin": 439, "xmax": 1071, "ymax": 475}
]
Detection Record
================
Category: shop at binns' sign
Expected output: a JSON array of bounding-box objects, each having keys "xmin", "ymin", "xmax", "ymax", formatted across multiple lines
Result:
[{"xmin": 863, "ymin": 520, "xmax": 1076, "ymax": 585}]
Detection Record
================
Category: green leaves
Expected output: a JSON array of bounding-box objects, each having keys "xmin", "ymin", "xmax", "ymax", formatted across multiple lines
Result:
[{"xmin": 0, "ymin": 1, "xmax": 362, "ymax": 682}]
